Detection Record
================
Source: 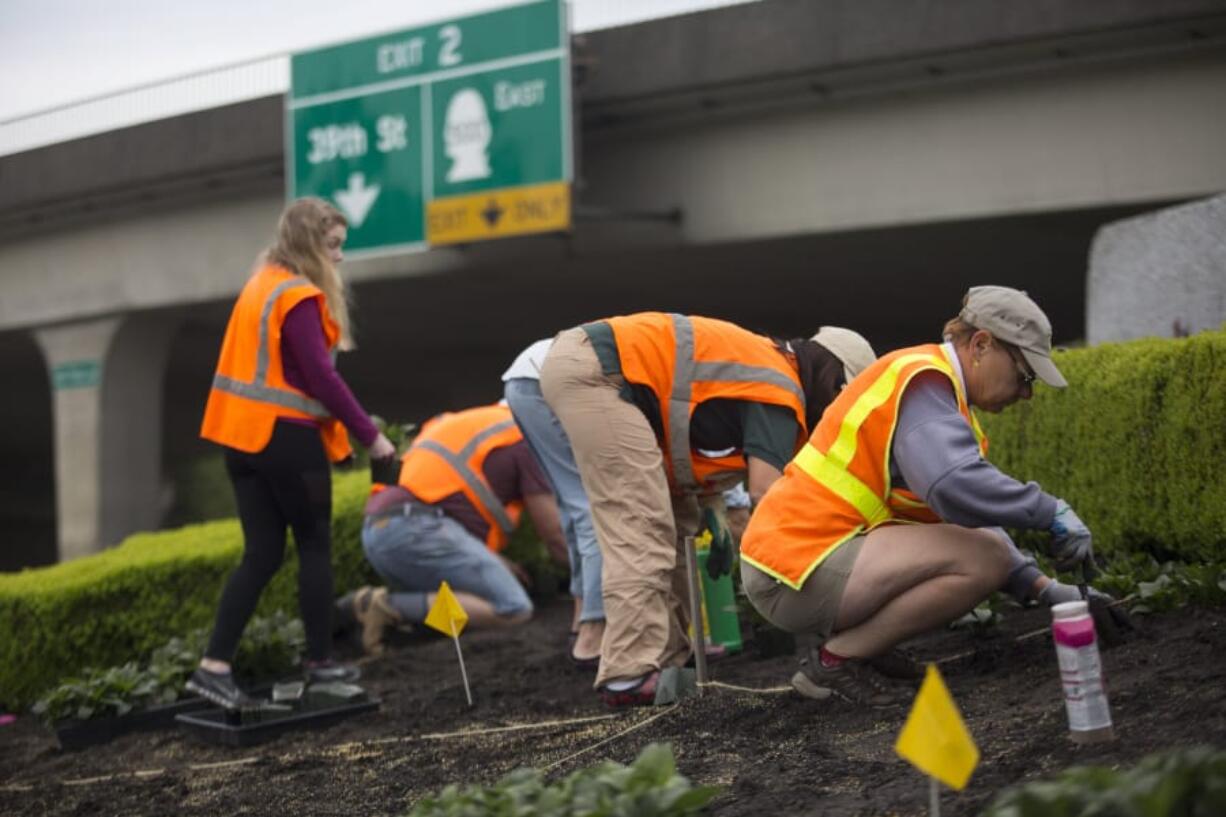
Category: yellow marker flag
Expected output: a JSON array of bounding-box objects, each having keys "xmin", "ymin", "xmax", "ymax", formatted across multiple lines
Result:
[
  {"xmin": 424, "ymin": 581, "xmax": 469, "ymax": 638},
  {"xmin": 895, "ymin": 664, "xmax": 979, "ymax": 791}
]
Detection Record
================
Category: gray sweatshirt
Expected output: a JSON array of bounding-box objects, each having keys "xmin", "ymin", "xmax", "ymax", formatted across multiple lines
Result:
[{"xmin": 887, "ymin": 344, "xmax": 1058, "ymax": 602}]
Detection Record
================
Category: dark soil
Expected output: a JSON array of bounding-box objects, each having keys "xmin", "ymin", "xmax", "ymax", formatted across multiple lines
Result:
[{"xmin": 2, "ymin": 599, "xmax": 1224, "ymax": 816}]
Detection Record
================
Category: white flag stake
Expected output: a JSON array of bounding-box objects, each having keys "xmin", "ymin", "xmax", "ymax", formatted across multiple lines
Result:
[
  {"xmin": 929, "ymin": 776, "xmax": 941, "ymax": 816},
  {"xmin": 682, "ymin": 535, "xmax": 708, "ymax": 691},
  {"xmin": 451, "ymin": 619, "xmax": 473, "ymax": 707}
]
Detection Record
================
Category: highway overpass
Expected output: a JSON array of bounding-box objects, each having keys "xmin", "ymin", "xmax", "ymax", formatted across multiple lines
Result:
[{"xmin": 2, "ymin": 0, "xmax": 1224, "ymax": 568}]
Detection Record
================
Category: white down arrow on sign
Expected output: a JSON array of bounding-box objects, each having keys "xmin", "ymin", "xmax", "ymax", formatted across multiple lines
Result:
[{"xmin": 333, "ymin": 172, "xmax": 381, "ymax": 228}]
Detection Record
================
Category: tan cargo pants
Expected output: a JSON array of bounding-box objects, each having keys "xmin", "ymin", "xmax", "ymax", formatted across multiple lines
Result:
[{"xmin": 540, "ymin": 328, "xmax": 697, "ymax": 688}]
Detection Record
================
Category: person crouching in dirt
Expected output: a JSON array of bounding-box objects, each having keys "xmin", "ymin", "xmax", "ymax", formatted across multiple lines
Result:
[
  {"xmin": 347, "ymin": 402, "xmax": 569, "ymax": 655},
  {"xmin": 740, "ymin": 286, "xmax": 1102, "ymax": 707},
  {"xmin": 539, "ymin": 312, "xmax": 876, "ymax": 707}
]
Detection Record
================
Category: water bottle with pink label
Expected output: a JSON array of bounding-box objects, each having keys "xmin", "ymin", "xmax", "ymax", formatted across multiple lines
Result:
[{"xmin": 1051, "ymin": 600, "xmax": 1115, "ymax": 743}]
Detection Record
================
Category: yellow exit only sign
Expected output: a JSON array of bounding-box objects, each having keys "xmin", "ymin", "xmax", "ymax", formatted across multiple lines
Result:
[{"xmin": 427, "ymin": 181, "xmax": 570, "ymax": 245}]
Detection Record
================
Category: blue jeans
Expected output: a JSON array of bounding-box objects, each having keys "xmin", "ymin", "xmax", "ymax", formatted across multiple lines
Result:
[
  {"xmin": 361, "ymin": 506, "xmax": 532, "ymax": 618},
  {"xmin": 504, "ymin": 377, "xmax": 605, "ymax": 622}
]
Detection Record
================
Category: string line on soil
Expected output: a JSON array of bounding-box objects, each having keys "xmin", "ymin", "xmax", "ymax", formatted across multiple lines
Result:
[
  {"xmin": 698, "ymin": 622, "xmax": 1062, "ymax": 696},
  {"xmin": 933, "ymin": 624, "xmax": 1051, "ymax": 666},
  {"xmin": 361, "ymin": 713, "xmax": 620, "ymax": 748},
  {"xmin": 4, "ymin": 714, "xmax": 621, "ymax": 792},
  {"xmin": 702, "ymin": 680, "xmax": 793, "ymax": 694},
  {"xmin": 542, "ymin": 705, "xmax": 680, "ymax": 773}
]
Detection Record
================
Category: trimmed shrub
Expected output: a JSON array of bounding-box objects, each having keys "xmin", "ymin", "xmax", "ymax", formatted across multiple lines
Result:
[
  {"xmin": 0, "ymin": 468, "xmax": 376, "ymax": 711},
  {"xmin": 981, "ymin": 331, "xmax": 1226, "ymax": 564}
]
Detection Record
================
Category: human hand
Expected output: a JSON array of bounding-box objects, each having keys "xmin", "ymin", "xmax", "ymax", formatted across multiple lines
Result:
[
  {"xmin": 499, "ymin": 554, "xmax": 533, "ymax": 589},
  {"xmin": 369, "ymin": 433, "xmax": 396, "ymax": 461},
  {"xmin": 701, "ymin": 505, "xmax": 735, "ymax": 580},
  {"xmin": 1038, "ymin": 579, "xmax": 1113, "ymax": 607},
  {"xmin": 1085, "ymin": 584, "xmax": 1134, "ymax": 646},
  {"xmin": 1049, "ymin": 499, "xmax": 1094, "ymax": 575}
]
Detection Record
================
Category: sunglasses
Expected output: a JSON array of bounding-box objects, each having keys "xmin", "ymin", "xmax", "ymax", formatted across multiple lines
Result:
[{"xmin": 1002, "ymin": 343, "xmax": 1037, "ymax": 387}]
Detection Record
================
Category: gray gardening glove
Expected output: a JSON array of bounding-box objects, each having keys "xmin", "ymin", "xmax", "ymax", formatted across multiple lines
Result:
[
  {"xmin": 1038, "ymin": 580, "xmax": 1112, "ymax": 607},
  {"xmin": 1049, "ymin": 499, "xmax": 1096, "ymax": 579},
  {"xmin": 1040, "ymin": 579, "xmax": 1134, "ymax": 647}
]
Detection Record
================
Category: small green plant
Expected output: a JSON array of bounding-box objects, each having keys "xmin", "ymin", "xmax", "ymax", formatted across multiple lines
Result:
[
  {"xmin": 31, "ymin": 662, "xmax": 162, "ymax": 723},
  {"xmin": 407, "ymin": 742, "xmax": 718, "ymax": 817},
  {"xmin": 232, "ymin": 609, "xmax": 305, "ymax": 680},
  {"xmin": 1095, "ymin": 557, "xmax": 1226, "ymax": 614},
  {"xmin": 982, "ymin": 744, "xmax": 1226, "ymax": 816},
  {"xmin": 951, "ymin": 595, "xmax": 1007, "ymax": 634},
  {"xmin": 31, "ymin": 611, "xmax": 305, "ymax": 724},
  {"xmin": 355, "ymin": 416, "xmax": 418, "ymax": 469}
]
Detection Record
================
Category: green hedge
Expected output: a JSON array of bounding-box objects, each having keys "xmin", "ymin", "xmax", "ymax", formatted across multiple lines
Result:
[
  {"xmin": 0, "ymin": 468, "xmax": 375, "ymax": 711},
  {"xmin": 980, "ymin": 330, "xmax": 1226, "ymax": 563}
]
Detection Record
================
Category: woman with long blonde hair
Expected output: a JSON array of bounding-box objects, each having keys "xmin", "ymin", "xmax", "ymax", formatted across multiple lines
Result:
[{"xmin": 190, "ymin": 198, "xmax": 395, "ymax": 708}]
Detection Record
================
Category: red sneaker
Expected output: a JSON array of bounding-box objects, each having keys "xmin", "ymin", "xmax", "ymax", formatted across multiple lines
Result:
[{"xmin": 599, "ymin": 671, "xmax": 660, "ymax": 708}]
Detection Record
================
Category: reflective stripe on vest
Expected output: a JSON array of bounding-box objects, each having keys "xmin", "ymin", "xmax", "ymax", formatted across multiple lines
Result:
[
  {"xmin": 210, "ymin": 278, "xmax": 332, "ymax": 419},
  {"xmin": 412, "ymin": 419, "xmax": 517, "ymax": 536},
  {"xmin": 791, "ymin": 348, "xmax": 979, "ymax": 529},
  {"xmin": 667, "ymin": 313, "xmax": 806, "ymax": 492}
]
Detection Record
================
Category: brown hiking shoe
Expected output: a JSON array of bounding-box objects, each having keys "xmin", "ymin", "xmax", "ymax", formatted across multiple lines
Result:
[
  {"xmin": 354, "ymin": 586, "xmax": 401, "ymax": 656},
  {"xmin": 791, "ymin": 651, "xmax": 904, "ymax": 708}
]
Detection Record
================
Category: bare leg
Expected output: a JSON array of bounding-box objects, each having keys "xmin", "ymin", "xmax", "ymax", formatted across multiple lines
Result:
[
  {"xmin": 573, "ymin": 619, "xmax": 605, "ymax": 659},
  {"xmin": 825, "ymin": 524, "xmax": 1011, "ymax": 658}
]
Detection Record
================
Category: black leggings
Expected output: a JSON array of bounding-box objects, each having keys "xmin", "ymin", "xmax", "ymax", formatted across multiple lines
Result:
[{"xmin": 205, "ymin": 421, "xmax": 334, "ymax": 663}]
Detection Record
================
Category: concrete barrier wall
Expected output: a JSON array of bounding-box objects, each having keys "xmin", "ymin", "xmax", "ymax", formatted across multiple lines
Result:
[{"xmin": 1087, "ymin": 193, "xmax": 1226, "ymax": 344}]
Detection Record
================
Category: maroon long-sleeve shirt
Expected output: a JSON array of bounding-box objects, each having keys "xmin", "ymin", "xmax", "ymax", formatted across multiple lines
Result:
[{"xmin": 280, "ymin": 298, "xmax": 379, "ymax": 448}]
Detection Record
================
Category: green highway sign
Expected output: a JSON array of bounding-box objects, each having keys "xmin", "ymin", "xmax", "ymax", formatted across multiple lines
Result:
[{"xmin": 288, "ymin": 0, "xmax": 571, "ymax": 255}]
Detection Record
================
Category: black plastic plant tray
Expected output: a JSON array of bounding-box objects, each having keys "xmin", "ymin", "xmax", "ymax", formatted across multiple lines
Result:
[
  {"xmin": 175, "ymin": 696, "xmax": 380, "ymax": 747},
  {"xmin": 51, "ymin": 683, "xmax": 276, "ymax": 751},
  {"xmin": 54, "ymin": 696, "xmax": 212, "ymax": 751}
]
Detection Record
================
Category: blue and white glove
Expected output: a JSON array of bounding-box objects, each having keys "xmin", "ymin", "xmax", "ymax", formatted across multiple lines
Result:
[{"xmin": 1049, "ymin": 499, "xmax": 1095, "ymax": 578}]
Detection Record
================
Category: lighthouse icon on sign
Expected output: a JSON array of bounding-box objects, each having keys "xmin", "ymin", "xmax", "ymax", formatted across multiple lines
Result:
[{"xmin": 443, "ymin": 89, "xmax": 493, "ymax": 182}]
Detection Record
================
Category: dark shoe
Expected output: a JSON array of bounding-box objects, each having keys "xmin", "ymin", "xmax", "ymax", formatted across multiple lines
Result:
[
  {"xmin": 186, "ymin": 667, "xmax": 255, "ymax": 710},
  {"xmin": 791, "ymin": 652, "xmax": 903, "ymax": 708},
  {"xmin": 569, "ymin": 649, "xmax": 600, "ymax": 670},
  {"xmin": 304, "ymin": 660, "xmax": 361, "ymax": 684},
  {"xmin": 599, "ymin": 671, "xmax": 660, "ymax": 708},
  {"xmin": 867, "ymin": 647, "xmax": 923, "ymax": 680}
]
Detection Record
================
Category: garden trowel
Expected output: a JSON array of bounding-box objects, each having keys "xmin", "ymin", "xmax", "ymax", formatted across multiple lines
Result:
[{"xmin": 1079, "ymin": 562, "xmax": 1134, "ymax": 648}]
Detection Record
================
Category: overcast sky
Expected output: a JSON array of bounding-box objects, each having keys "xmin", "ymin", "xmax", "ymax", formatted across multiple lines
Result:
[{"xmin": 0, "ymin": 0, "xmax": 756, "ymax": 121}]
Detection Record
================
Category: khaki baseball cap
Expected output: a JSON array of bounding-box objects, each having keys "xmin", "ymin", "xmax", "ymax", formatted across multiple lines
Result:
[
  {"xmin": 811, "ymin": 326, "xmax": 877, "ymax": 384},
  {"xmin": 959, "ymin": 285, "xmax": 1067, "ymax": 388}
]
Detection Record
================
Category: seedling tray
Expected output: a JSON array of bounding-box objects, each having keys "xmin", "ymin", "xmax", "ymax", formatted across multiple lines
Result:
[
  {"xmin": 176, "ymin": 693, "xmax": 379, "ymax": 747},
  {"xmin": 54, "ymin": 696, "xmax": 212, "ymax": 751},
  {"xmin": 51, "ymin": 683, "xmax": 278, "ymax": 751}
]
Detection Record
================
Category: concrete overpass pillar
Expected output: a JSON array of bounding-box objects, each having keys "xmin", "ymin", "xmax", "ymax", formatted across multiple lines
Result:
[
  {"xmin": 36, "ymin": 317, "xmax": 120, "ymax": 561},
  {"xmin": 35, "ymin": 314, "xmax": 178, "ymax": 561}
]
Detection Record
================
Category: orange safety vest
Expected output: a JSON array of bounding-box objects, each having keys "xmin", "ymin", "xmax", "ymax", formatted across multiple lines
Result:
[
  {"xmin": 740, "ymin": 344, "xmax": 988, "ymax": 589},
  {"xmin": 397, "ymin": 404, "xmax": 525, "ymax": 552},
  {"xmin": 200, "ymin": 264, "xmax": 352, "ymax": 462},
  {"xmin": 606, "ymin": 312, "xmax": 807, "ymax": 493}
]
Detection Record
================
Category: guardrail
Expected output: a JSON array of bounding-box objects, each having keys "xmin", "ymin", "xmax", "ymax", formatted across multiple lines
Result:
[{"xmin": 0, "ymin": 55, "xmax": 289, "ymax": 158}]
